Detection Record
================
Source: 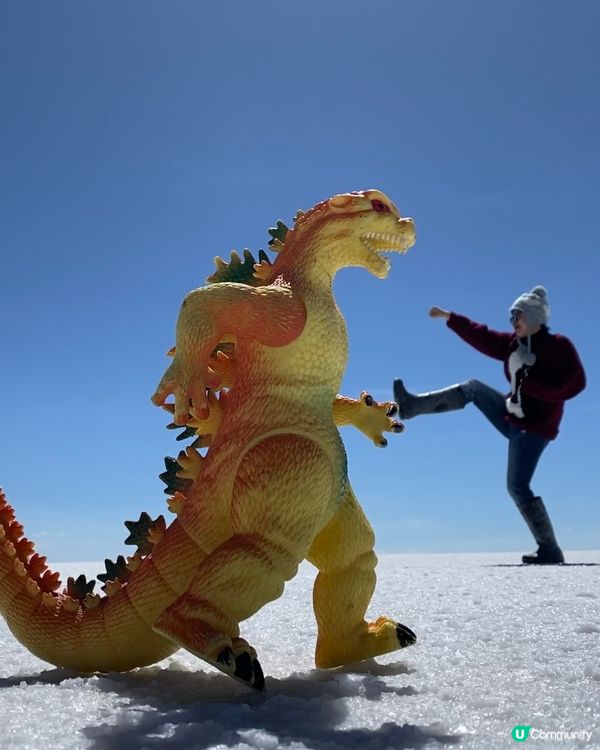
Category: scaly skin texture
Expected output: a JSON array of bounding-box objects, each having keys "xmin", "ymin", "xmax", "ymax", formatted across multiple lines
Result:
[{"xmin": 0, "ymin": 189, "xmax": 416, "ymax": 679}]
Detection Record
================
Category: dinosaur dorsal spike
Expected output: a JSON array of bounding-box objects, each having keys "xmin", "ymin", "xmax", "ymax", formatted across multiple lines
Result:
[
  {"xmin": 124, "ymin": 512, "xmax": 160, "ymax": 556},
  {"xmin": 97, "ymin": 555, "xmax": 131, "ymax": 586},
  {"xmin": 206, "ymin": 248, "xmax": 264, "ymax": 286},
  {"xmin": 38, "ymin": 569, "xmax": 61, "ymax": 593},
  {"xmin": 66, "ymin": 574, "xmax": 96, "ymax": 603},
  {"xmin": 27, "ymin": 553, "xmax": 48, "ymax": 579},
  {"xmin": 267, "ymin": 220, "xmax": 288, "ymax": 250},
  {"xmin": 126, "ymin": 552, "xmax": 143, "ymax": 572},
  {"xmin": 174, "ymin": 426, "xmax": 197, "ymax": 442},
  {"xmin": 147, "ymin": 515, "xmax": 167, "ymax": 545},
  {"xmin": 167, "ymin": 491, "xmax": 186, "ymax": 515},
  {"xmin": 14, "ymin": 537, "xmax": 35, "ymax": 562},
  {"xmin": 159, "ymin": 457, "xmax": 194, "ymax": 497}
]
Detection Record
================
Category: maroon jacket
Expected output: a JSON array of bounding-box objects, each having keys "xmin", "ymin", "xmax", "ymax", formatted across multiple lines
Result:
[{"xmin": 447, "ymin": 313, "xmax": 586, "ymax": 439}]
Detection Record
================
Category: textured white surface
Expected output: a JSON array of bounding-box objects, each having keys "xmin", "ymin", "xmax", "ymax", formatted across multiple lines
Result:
[{"xmin": 1, "ymin": 552, "xmax": 599, "ymax": 749}]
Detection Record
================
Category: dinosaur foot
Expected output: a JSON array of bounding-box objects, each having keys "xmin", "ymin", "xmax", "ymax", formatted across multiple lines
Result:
[
  {"xmin": 315, "ymin": 616, "xmax": 417, "ymax": 669},
  {"xmin": 212, "ymin": 639, "xmax": 266, "ymax": 692},
  {"xmin": 178, "ymin": 637, "xmax": 266, "ymax": 692},
  {"xmin": 154, "ymin": 608, "xmax": 266, "ymax": 692}
]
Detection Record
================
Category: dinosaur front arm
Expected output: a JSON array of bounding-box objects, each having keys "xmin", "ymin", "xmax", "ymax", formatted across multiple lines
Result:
[
  {"xmin": 176, "ymin": 391, "xmax": 404, "ymax": 469},
  {"xmin": 333, "ymin": 392, "xmax": 404, "ymax": 447},
  {"xmin": 152, "ymin": 283, "xmax": 306, "ymax": 423}
]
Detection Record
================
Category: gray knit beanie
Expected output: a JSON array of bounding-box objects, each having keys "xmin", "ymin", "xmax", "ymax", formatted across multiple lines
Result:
[{"xmin": 510, "ymin": 285, "xmax": 550, "ymax": 327}]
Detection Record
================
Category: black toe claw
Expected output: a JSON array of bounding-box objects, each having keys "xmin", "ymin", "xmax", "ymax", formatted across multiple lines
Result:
[
  {"xmin": 234, "ymin": 651, "xmax": 253, "ymax": 682},
  {"xmin": 364, "ymin": 394, "xmax": 374, "ymax": 407},
  {"xmin": 396, "ymin": 622, "xmax": 417, "ymax": 647},
  {"xmin": 252, "ymin": 658, "xmax": 266, "ymax": 691},
  {"xmin": 386, "ymin": 404, "xmax": 398, "ymax": 417},
  {"xmin": 233, "ymin": 651, "xmax": 266, "ymax": 691},
  {"xmin": 216, "ymin": 646, "xmax": 235, "ymax": 669}
]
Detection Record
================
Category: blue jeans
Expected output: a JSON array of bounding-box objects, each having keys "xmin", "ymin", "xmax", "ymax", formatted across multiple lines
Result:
[{"xmin": 460, "ymin": 379, "xmax": 550, "ymax": 510}]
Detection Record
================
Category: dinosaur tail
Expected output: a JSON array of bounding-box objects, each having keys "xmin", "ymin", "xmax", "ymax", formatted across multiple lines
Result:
[{"xmin": 0, "ymin": 487, "xmax": 195, "ymax": 673}]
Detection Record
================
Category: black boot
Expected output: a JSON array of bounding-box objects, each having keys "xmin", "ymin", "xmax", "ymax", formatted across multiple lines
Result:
[
  {"xmin": 393, "ymin": 379, "xmax": 467, "ymax": 419},
  {"xmin": 519, "ymin": 497, "xmax": 565, "ymax": 565}
]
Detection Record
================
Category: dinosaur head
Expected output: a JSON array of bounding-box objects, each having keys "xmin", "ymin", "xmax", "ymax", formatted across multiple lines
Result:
[{"xmin": 275, "ymin": 189, "xmax": 415, "ymax": 280}]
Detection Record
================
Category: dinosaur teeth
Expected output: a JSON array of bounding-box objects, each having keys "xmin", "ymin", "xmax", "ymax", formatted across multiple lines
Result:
[{"xmin": 361, "ymin": 232, "xmax": 410, "ymax": 252}]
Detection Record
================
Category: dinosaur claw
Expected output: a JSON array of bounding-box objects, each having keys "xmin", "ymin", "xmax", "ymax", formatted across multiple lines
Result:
[
  {"xmin": 392, "ymin": 422, "xmax": 405, "ymax": 433},
  {"xmin": 215, "ymin": 646, "xmax": 266, "ymax": 691},
  {"xmin": 234, "ymin": 651, "xmax": 266, "ymax": 691},
  {"xmin": 396, "ymin": 622, "xmax": 417, "ymax": 648},
  {"xmin": 216, "ymin": 646, "xmax": 235, "ymax": 669},
  {"xmin": 386, "ymin": 404, "xmax": 398, "ymax": 417},
  {"xmin": 234, "ymin": 651, "xmax": 253, "ymax": 681}
]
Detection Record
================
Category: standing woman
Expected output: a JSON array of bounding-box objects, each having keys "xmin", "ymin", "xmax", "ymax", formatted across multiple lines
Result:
[{"xmin": 393, "ymin": 286, "xmax": 586, "ymax": 564}]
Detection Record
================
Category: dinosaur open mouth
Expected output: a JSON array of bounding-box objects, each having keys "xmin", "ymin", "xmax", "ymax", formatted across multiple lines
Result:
[{"xmin": 360, "ymin": 232, "xmax": 412, "ymax": 255}]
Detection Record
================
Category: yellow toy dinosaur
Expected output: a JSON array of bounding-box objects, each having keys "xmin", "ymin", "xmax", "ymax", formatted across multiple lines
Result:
[{"xmin": 0, "ymin": 189, "xmax": 416, "ymax": 690}]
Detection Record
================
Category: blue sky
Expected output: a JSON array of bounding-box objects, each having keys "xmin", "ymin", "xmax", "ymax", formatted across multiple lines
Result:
[{"xmin": 1, "ymin": 1, "xmax": 598, "ymax": 562}]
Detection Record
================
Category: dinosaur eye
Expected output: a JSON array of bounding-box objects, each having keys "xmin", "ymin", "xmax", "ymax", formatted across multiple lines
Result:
[{"xmin": 371, "ymin": 199, "xmax": 390, "ymax": 213}]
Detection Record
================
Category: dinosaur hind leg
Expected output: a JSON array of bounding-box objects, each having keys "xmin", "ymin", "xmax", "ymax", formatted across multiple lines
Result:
[
  {"xmin": 308, "ymin": 483, "xmax": 416, "ymax": 669},
  {"xmin": 153, "ymin": 434, "xmax": 337, "ymax": 685}
]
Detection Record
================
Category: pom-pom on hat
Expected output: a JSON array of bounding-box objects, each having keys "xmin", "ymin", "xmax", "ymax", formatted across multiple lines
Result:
[{"xmin": 510, "ymin": 285, "xmax": 550, "ymax": 327}]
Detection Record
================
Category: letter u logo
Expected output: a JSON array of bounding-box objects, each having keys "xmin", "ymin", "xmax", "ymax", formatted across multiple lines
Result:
[{"xmin": 512, "ymin": 725, "xmax": 531, "ymax": 742}]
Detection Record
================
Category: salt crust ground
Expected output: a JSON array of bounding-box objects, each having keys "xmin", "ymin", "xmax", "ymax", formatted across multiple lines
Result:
[{"xmin": 1, "ymin": 552, "xmax": 598, "ymax": 750}]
